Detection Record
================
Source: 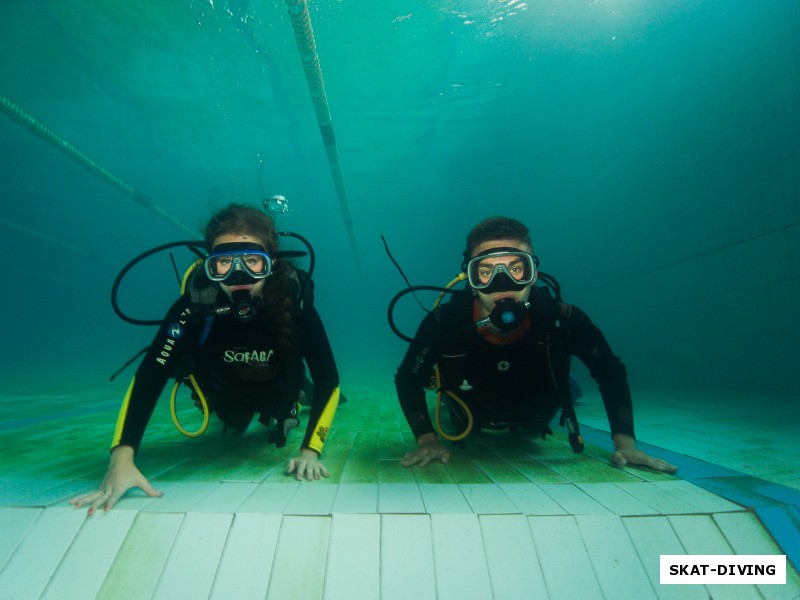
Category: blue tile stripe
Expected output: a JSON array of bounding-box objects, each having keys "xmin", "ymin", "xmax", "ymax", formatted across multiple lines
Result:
[
  {"xmin": 755, "ymin": 505, "xmax": 800, "ymax": 573},
  {"xmin": 581, "ymin": 423, "xmax": 800, "ymax": 570}
]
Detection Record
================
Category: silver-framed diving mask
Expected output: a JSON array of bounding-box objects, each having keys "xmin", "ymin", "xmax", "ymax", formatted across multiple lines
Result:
[{"xmin": 466, "ymin": 248, "xmax": 537, "ymax": 291}]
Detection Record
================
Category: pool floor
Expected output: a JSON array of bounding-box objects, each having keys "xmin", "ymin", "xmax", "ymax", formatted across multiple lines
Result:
[{"xmin": 0, "ymin": 378, "xmax": 798, "ymax": 599}]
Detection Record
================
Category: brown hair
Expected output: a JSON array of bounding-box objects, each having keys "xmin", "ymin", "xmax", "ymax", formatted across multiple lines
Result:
[
  {"xmin": 464, "ymin": 216, "xmax": 532, "ymax": 259},
  {"xmin": 205, "ymin": 203, "xmax": 297, "ymax": 353},
  {"xmin": 204, "ymin": 203, "xmax": 278, "ymax": 253}
]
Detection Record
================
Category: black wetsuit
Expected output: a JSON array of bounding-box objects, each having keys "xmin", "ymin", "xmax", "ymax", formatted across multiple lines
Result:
[
  {"xmin": 112, "ymin": 270, "xmax": 340, "ymax": 455},
  {"xmin": 395, "ymin": 287, "xmax": 634, "ymax": 441}
]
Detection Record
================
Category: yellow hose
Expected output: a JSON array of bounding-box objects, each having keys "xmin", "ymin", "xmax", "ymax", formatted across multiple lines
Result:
[
  {"xmin": 433, "ymin": 365, "xmax": 474, "ymax": 442},
  {"xmin": 434, "ymin": 273, "xmax": 466, "ymax": 309},
  {"xmin": 170, "ymin": 373, "xmax": 210, "ymax": 438},
  {"xmin": 169, "ymin": 260, "xmax": 211, "ymax": 437},
  {"xmin": 432, "ymin": 272, "xmax": 474, "ymax": 441},
  {"xmin": 181, "ymin": 259, "xmax": 203, "ymax": 292}
]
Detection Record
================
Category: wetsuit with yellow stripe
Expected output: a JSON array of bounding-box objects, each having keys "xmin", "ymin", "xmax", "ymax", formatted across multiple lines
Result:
[{"xmin": 112, "ymin": 269, "xmax": 339, "ymax": 455}]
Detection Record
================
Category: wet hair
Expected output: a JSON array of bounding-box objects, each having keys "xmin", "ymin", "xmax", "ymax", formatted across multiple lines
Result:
[
  {"xmin": 464, "ymin": 216, "xmax": 533, "ymax": 260},
  {"xmin": 204, "ymin": 203, "xmax": 297, "ymax": 354}
]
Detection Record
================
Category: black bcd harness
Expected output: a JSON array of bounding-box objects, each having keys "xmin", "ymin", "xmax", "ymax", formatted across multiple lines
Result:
[{"xmin": 171, "ymin": 265, "xmax": 314, "ymax": 447}]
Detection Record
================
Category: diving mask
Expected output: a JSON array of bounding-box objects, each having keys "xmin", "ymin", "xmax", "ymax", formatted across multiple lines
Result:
[
  {"xmin": 204, "ymin": 242, "xmax": 273, "ymax": 283},
  {"xmin": 466, "ymin": 248, "xmax": 537, "ymax": 292}
]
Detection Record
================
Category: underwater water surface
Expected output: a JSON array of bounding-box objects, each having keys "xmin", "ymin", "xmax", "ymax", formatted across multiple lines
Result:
[{"xmin": 0, "ymin": 0, "xmax": 797, "ymax": 440}]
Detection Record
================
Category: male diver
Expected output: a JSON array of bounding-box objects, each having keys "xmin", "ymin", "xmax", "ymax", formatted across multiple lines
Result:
[{"xmin": 395, "ymin": 216, "xmax": 677, "ymax": 472}]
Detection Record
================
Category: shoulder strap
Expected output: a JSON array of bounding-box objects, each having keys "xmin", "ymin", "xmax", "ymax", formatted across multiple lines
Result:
[
  {"xmin": 531, "ymin": 284, "xmax": 575, "ymax": 322},
  {"xmin": 186, "ymin": 264, "xmax": 220, "ymax": 308},
  {"xmin": 530, "ymin": 285, "xmax": 558, "ymax": 318},
  {"xmin": 294, "ymin": 268, "xmax": 314, "ymax": 308}
]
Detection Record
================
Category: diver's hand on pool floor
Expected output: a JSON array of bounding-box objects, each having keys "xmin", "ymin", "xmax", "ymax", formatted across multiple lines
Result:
[
  {"xmin": 401, "ymin": 433, "xmax": 450, "ymax": 468},
  {"xmin": 611, "ymin": 433, "xmax": 678, "ymax": 473},
  {"xmin": 69, "ymin": 445, "xmax": 162, "ymax": 514},
  {"xmin": 286, "ymin": 448, "xmax": 329, "ymax": 481}
]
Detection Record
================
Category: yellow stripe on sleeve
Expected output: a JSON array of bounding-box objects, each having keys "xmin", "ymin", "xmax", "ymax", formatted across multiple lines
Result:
[
  {"xmin": 111, "ymin": 376, "xmax": 136, "ymax": 449},
  {"xmin": 307, "ymin": 386, "xmax": 340, "ymax": 454}
]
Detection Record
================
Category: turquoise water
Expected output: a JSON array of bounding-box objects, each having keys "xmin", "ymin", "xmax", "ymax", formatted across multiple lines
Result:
[{"xmin": 0, "ymin": 0, "xmax": 798, "ymax": 392}]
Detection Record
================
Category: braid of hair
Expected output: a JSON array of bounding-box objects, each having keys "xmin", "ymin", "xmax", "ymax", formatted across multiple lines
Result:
[{"xmin": 261, "ymin": 259, "xmax": 299, "ymax": 355}]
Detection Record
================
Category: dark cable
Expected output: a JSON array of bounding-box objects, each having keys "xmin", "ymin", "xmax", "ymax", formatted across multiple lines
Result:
[{"xmin": 381, "ymin": 234, "xmax": 428, "ymax": 313}]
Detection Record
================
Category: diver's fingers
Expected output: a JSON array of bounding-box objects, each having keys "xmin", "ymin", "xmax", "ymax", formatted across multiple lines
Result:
[
  {"xmin": 416, "ymin": 451, "xmax": 436, "ymax": 467},
  {"xmin": 287, "ymin": 459, "xmax": 312, "ymax": 480},
  {"xmin": 137, "ymin": 479, "xmax": 163, "ymax": 498},
  {"xmin": 400, "ymin": 450, "xmax": 426, "ymax": 467},
  {"xmin": 85, "ymin": 489, "xmax": 113, "ymax": 515},
  {"xmin": 645, "ymin": 456, "xmax": 678, "ymax": 473},
  {"xmin": 71, "ymin": 489, "xmax": 106, "ymax": 509},
  {"xmin": 401, "ymin": 446, "xmax": 449, "ymax": 468},
  {"xmin": 69, "ymin": 491, "xmax": 96, "ymax": 508},
  {"xmin": 610, "ymin": 450, "xmax": 627, "ymax": 468},
  {"xmin": 612, "ymin": 449, "xmax": 678, "ymax": 473}
]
